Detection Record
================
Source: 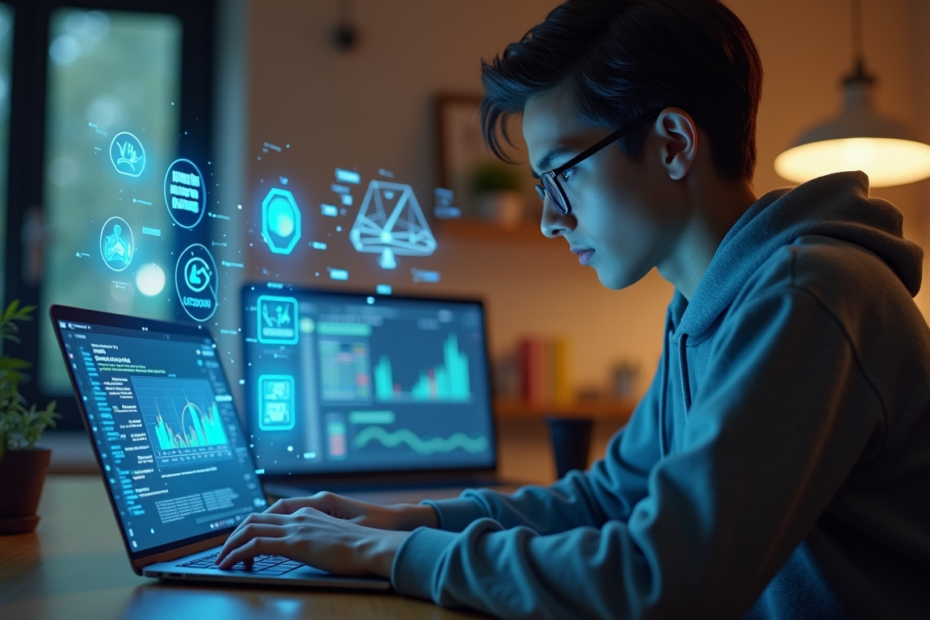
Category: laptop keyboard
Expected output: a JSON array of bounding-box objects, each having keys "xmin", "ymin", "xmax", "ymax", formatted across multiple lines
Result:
[{"xmin": 179, "ymin": 552, "xmax": 304, "ymax": 575}]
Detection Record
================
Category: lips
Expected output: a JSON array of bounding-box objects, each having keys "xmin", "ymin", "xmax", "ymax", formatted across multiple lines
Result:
[{"xmin": 572, "ymin": 248, "xmax": 594, "ymax": 266}]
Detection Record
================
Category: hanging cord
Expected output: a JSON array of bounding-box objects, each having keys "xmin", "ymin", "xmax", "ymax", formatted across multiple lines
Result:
[
  {"xmin": 332, "ymin": 0, "xmax": 359, "ymax": 51},
  {"xmin": 846, "ymin": 0, "xmax": 873, "ymax": 83}
]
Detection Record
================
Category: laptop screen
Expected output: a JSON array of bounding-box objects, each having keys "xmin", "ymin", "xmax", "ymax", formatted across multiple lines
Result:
[
  {"xmin": 51, "ymin": 307, "xmax": 267, "ymax": 557},
  {"xmin": 242, "ymin": 286, "xmax": 496, "ymax": 475}
]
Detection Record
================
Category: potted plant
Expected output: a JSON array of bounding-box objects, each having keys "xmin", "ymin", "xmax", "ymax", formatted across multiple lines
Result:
[
  {"xmin": 0, "ymin": 301, "xmax": 59, "ymax": 535},
  {"xmin": 468, "ymin": 161, "xmax": 525, "ymax": 227}
]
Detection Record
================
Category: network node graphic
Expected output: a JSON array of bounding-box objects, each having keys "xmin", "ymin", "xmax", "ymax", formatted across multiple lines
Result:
[
  {"xmin": 99, "ymin": 217, "xmax": 134, "ymax": 272},
  {"xmin": 175, "ymin": 244, "xmax": 218, "ymax": 322},
  {"xmin": 258, "ymin": 374, "xmax": 296, "ymax": 431},
  {"xmin": 164, "ymin": 159, "xmax": 206, "ymax": 229},
  {"xmin": 349, "ymin": 180, "xmax": 436, "ymax": 269},
  {"xmin": 109, "ymin": 132, "xmax": 146, "ymax": 177},
  {"xmin": 257, "ymin": 295, "xmax": 299, "ymax": 345},
  {"xmin": 262, "ymin": 188, "xmax": 301, "ymax": 254}
]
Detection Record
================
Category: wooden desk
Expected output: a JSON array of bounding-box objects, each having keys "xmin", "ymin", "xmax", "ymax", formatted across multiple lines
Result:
[{"xmin": 0, "ymin": 476, "xmax": 489, "ymax": 620}]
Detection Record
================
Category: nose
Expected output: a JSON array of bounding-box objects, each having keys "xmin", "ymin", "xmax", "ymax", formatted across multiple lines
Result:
[{"xmin": 540, "ymin": 197, "xmax": 574, "ymax": 239}]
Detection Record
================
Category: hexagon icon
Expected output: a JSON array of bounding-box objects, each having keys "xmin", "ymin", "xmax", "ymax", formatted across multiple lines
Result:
[{"xmin": 262, "ymin": 188, "xmax": 302, "ymax": 254}]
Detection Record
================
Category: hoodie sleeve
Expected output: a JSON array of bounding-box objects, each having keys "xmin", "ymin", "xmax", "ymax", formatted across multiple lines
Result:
[
  {"xmin": 421, "ymin": 354, "xmax": 667, "ymax": 535},
  {"xmin": 391, "ymin": 287, "xmax": 884, "ymax": 619}
]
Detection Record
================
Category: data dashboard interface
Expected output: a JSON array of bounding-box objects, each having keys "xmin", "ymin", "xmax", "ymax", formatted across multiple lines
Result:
[
  {"xmin": 54, "ymin": 314, "xmax": 267, "ymax": 554},
  {"xmin": 242, "ymin": 287, "xmax": 496, "ymax": 475}
]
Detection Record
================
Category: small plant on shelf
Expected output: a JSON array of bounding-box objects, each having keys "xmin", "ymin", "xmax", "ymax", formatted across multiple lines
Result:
[
  {"xmin": 0, "ymin": 302, "xmax": 58, "ymax": 460},
  {"xmin": 0, "ymin": 301, "xmax": 59, "ymax": 535}
]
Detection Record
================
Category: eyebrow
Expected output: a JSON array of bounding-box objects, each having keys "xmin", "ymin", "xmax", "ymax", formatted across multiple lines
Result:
[{"xmin": 533, "ymin": 146, "xmax": 574, "ymax": 177}]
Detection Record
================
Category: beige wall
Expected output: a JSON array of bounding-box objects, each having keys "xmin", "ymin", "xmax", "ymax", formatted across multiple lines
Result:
[{"xmin": 242, "ymin": 0, "xmax": 929, "ymax": 401}]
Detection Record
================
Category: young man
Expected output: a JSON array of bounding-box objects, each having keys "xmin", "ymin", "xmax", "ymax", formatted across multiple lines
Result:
[{"xmin": 217, "ymin": 1, "xmax": 930, "ymax": 617}]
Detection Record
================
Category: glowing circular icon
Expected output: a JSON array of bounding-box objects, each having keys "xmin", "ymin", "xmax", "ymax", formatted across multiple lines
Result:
[
  {"xmin": 261, "ymin": 188, "xmax": 301, "ymax": 254},
  {"xmin": 109, "ymin": 131, "xmax": 146, "ymax": 177},
  {"xmin": 99, "ymin": 217, "xmax": 134, "ymax": 272},
  {"xmin": 175, "ymin": 243, "xmax": 218, "ymax": 322},
  {"xmin": 163, "ymin": 158, "xmax": 206, "ymax": 229}
]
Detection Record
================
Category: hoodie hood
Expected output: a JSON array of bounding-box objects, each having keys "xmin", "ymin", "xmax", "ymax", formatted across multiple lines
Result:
[{"xmin": 677, "ymin": 171, "xmax": 924, "ymax": 339}]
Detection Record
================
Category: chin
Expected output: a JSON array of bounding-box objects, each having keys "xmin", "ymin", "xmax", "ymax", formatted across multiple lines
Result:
[{"xmin": 595, "ymin": 265, "xmax": 649, "ymax": 290}]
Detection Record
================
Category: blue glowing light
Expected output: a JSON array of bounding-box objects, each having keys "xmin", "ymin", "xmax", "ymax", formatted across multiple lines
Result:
[
  {"xmin": 375, "ymin": 284, "xmax": 392, "ymax": 295},
  {"xmin": 175, "ymin": 244, "xmax": 218, "ymax": 322},
  {"xmin": 99, "ymin": 217, "xmax": 134, "ymax": 272},
  {"xmin": 321, "ymin": 204, "xmax": 338, "ymax": 217},
  {"xmin": 349, "ymin": 181, "xmax": 436, "ymax": 272},
  {"xmin": 109, "ymin": 131, "xmax": 146, "ymax": 177},
  {"xmin": 259, "ymin": 375, "xmax": 296, "ymax": 431},
  {"xmin": 335, "ymin": 168, "xmax": 361, "ymax": 184},
  {"xmin": 163, "ymin": 158, "xmax": 206, "ymax": 229},
  {"xmin": 261, "ymin": 188, "xmax": 301, "ymax": 255},
  {"xmin": 257, "ymin": 295, "xmax": 299, "ymax": 345},
  {"xmin": 329, "ymin": 269, "xmax": 349, "ymax": 281},
  {"xmin": 411, "ymin": 268, "xmax": 440, "ymax": 283},
  {"xmin": 136, "ymin": 263, "xmax": 166, "ymax": 296}
]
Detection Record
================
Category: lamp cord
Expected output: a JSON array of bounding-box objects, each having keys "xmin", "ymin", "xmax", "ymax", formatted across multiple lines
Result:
[{"xmin": 847, "ymin": 0, "xmax": 871, "ymax": 82}]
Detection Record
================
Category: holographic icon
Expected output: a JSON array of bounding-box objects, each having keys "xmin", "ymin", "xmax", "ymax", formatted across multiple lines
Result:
[
  {"xmin": 99, "ymin": 217, "xmax": 134, "ymax": 272},
  {"xmin": 185, "ymin": 257, "xmax": 212, "ymax": 293},
  {"xmin": 411, "ymin": 268, "xmax": 441, "ymax": 283},
  {"xmin": 257, "ymin": 295, "xmax": 298, "ymax": 345},
  {"xmin": 259, "ymin": 375, "xmax": 296, "ymax": 431},
  {"xmin": 349, "ymin": 180, "xmax": 437, "ymax": 270},
  {"xmin": 175, "ymin": 244, "xmax": 218, "ymax": 322},
  {"xmin": 433, "ymin": 188, "xmax": 461, "ymax": 219},
  {"xmin": 163, "ymin": 159, "xmax": 206, "ymax": 229},
  {"xmin": 109, "ymin": 132, "xmax": 146, "ymax": 177},
  {"xmin": 262, "ymin": 188, "xmax": 301, "ymax": 254}
]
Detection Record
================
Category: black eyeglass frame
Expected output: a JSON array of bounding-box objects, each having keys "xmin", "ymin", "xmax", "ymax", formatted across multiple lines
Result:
[{"xmin": 536, "ymin": 109, "xmax": 663, "ymax": 215}]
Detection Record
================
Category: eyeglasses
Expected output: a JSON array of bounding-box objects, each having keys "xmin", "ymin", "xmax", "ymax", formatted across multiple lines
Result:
[{"xmin": 535, "ymin": 109, "xmax": 662, "ymax": 215}]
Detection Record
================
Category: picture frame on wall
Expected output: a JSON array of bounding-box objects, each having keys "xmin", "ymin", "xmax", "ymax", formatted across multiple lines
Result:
[{"xmin": 434, "ymin": 93, "xmax": 537, "ymax": 227}]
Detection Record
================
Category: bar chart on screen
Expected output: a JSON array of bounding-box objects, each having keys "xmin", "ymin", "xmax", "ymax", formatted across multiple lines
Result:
[
  {"xmin": 374, "ymin": 333, "xmax": 471, "ymax": 402},
  {"xmin": 132, "ymin": 376, "xmax": 234, "ymax": 468}
]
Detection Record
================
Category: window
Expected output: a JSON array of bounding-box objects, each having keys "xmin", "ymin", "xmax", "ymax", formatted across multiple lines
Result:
[{"xmin": 2, "ymin": 0, "xmax": 215, "ymax": 428}]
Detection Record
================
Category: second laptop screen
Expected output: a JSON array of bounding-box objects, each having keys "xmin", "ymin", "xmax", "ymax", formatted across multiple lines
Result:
[{"xmin": 242, "ymin": 288, "xmax": 495, "ymax": 474}]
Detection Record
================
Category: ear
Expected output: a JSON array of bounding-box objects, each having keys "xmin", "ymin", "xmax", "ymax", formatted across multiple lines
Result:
[{"xmin": 653, "ymin": 108, "xmax": 698, "ymax": 181}]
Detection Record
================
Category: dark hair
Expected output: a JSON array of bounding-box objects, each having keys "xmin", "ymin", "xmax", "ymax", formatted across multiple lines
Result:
[{"xmin": 480, "ymin": 0, "xmax": 763, "ymax": 180}]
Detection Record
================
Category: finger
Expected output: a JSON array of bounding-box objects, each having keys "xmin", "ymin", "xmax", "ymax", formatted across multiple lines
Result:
[
  {"xmin": 228, "ymin": 510, "xmax": 292, "ymax": 540},
  {"xmin": 217, "ymin": 537, "xmax": 288, "ymax": 570},
  {"xmin": 265, "ymin": 494, "xmax": 327, "ymax": 515},
  {"xmin": 266, "ymin": 491, "xmax": 344, "ymax": 516},
  {"xmin": 216, "ymin": 522, "xmax": 288, "ymax": 567}
]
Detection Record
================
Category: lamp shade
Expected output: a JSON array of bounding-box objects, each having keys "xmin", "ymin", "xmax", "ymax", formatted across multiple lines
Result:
[{"xmin": 774, "ymin": 78, "xmax": 930, "ymax": 188}]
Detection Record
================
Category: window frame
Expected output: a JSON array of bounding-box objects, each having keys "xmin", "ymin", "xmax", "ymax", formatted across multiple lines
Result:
[{"xmin": 2, "ymin": 0, "xmax": 216, "ymax": 429}]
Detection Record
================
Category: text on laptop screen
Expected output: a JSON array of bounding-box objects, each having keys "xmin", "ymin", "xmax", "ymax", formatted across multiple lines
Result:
[
  {"xmin": 57, "ymin": 318, "xmax": 267, "ymax": 553},
  {"xmin": 242, "ymin": 287, "xmax": 495, "ymax": 474}
]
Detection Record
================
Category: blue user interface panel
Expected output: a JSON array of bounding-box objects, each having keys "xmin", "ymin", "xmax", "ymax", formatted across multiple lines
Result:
[
  {"xmin": 243, "ymin": 287, "xmax": 495, "ymax": 474},
  {"xmin": 56, "ymin": 318, "xmax": 267, "ymax": 554}
]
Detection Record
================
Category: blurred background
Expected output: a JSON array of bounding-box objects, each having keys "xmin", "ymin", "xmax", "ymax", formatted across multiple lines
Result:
[{"xmin": 4, "ymin": 0, "xmax": 930, "ymax": 484}]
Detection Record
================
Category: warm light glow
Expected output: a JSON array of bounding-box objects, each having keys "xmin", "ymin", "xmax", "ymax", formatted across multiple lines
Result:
[
  {"xmin": 136, "ymin": 263, "xmax": 166, "ymax": 296},
  {"xmin": 775, "ymin": 137, "xmax": 930, "ymax": 188}
]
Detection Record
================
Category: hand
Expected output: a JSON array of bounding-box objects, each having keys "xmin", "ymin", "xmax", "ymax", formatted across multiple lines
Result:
[
  {"xmin": 214, "ymin": 507, "xmax": 410, "ymax": 577},
  {"xmin": 264, "ymin": 492, "xmax": 439, "ymax": 531}
]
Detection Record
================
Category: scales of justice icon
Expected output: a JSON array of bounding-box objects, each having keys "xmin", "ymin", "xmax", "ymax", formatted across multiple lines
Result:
[{"xmin": 349, "ymin": 180, "xmax": 437, "ymax": 269}]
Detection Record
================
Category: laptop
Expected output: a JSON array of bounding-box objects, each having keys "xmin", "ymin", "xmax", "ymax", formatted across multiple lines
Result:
[
  {"xmin": 241, "ymin": 285, "xmax": 506, "ymax": 499},
  {"xmin": 49, "ymin": 304, "xmax": 390, "ymax": 590}
]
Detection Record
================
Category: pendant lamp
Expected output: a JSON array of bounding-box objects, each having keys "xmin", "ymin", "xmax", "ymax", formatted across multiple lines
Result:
[{"xmin": 774, "ymin": 0, "xmax": 930, "ymax": 188}]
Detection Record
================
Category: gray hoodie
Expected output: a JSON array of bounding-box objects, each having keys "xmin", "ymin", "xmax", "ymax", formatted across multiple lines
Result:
[{"xmin": 391, "ymin": 171, "xmax": 930, "ymax": 619}]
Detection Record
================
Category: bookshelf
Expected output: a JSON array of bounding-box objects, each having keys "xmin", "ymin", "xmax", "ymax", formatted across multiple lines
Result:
[{"xmin": 494, "ymin": 397, "xmax": 636, "ymax": 422}]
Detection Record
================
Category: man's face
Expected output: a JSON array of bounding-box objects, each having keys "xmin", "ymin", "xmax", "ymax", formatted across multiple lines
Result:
[{"xmin": 523, "ymin": 90, "xmax": 687, "ymax": 290}]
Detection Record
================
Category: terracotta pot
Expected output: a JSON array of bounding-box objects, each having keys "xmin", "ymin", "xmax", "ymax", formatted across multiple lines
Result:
[
  {"xmin": 475, "ymin": 191, "xmax": 525, "ymax": 228},
  {"xmin": 0, "ymin": 447, "xmax": 51, "ymax": 535}
]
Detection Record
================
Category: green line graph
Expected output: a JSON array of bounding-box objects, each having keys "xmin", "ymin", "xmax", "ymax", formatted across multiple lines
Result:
[{"xmin": 354, "ymin": 425, "xmax": 488, "ymax": 455}]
